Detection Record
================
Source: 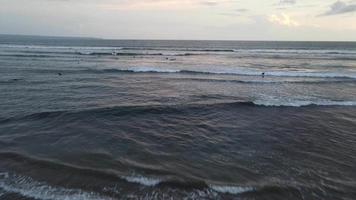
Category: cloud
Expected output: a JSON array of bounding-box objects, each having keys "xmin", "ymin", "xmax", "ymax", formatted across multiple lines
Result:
[
  {"xmin": 235, "ymin": 8, "xmax": 248, "ymax": 12},
  {"xmin": 269, "ymin": 13, "xmax": 300, "ymax": 27},
  {"xmin": 219, "ymin": 8, "xmax": 248, "ymax": 17},
  {"xmin": 98, "ymin": 0, "xmax": 233, "ymax": 10},
  {"xmin": 99, "ymin": 0, "xmax": 198, "ymax": 10},
  {"xmin": 321, "ymin": 1, "xmax": 356, "ymax": 16},
  {"xmin": 200, "ymin": 1, "xmax": 219, "ymax": 6},
  {"xmin": 273, "ymin": 0, "xmax": 296, "ymax": 9},
  {"xmin": 279, "ymin": 0, "xmax": 296, "ymax": 5}
]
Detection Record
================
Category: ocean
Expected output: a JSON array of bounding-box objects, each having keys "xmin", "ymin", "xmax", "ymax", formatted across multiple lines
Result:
[{"xmin": 0, "ymin": 35, "xmax": 355, "ymax": 200}]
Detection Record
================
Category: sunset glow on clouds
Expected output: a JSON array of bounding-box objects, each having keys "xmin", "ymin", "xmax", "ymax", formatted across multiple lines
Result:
[
  {"xmin": 269, "ymin": 13, "xmax": 300, "ymax": 27},
  {"xmin": 1, "ymin": 0, "xmax": 356, "ymax": 40}
]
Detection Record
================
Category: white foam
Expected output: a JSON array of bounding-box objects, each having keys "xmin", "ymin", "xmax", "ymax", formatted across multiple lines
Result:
[
  {"xmin": 129, "ymin": 67, "xmax": 180, "ymax": 73},
  {"xmin": 0, "ymin": 173, "xmax": 112, "ymax": 200},
  {"xmin": 253, "ymin": 99, "xmax": 356, "ymax": 107},
  {"xmin": 122, "ymin": 66, "xmax": 356, "ymax": 79},
  {"xmin": 209, "ymin": 185, "xmax": 254, "ymax": 194},
  {"xmin": 203, "ymin": 69, "xmax": 356, "ymax": 79},
  {"xmin": 265, "ymin": 71, "xmax": 356, "ymax": 79},
  {"xmin": 77, "ymin": 51, "xmax": 93, "ymax": 55},
  {"xmin": 123, "ymin": 175, "xmax": 162, "ymax": 186},
  {"xmin": 161, "ymin": 52, "xmax": 185, "ymax": 56},
  {"xmin": 233, "ymin": 49, "xmax": 356, "ymax": 55},
  {"xmin": 0, "ymin": 44, "xmax": 122, "ymax": 51}
]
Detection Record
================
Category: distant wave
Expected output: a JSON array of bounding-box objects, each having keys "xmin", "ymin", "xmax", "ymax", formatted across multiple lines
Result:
[
  {"xmin": 120, "ymin": 47, "xmax": 236, "ymax": 52},
  {"xmin": 4, "ymin": 44, "xmax": 356, "ymax": 54},
  {"xmin": 168, "ymin": 77, "xmax": 356, "ymax": 85},
  {"xmin": 78, "ymin": 52, "xmax": 159, "ymax": 56},
  {"xmin": 75, "ymin": 67, "xmax": 356, "ymax": 79},
  {"xmin": 4, "ymin": 52, "xmax": 356, "ymax": 61},
  {"xmin": 3, "ymin": 45, "xmax": 356, "ymax": 62},
  {"xmin": 103, "ymin": 67, "xmax": 356, "ymax": 79},
  {"xmin": 0, "ymin": 54, "xmax": 58, "ymax": 58},
  {"xmin": 0, "ymin": 52, "xmax": 201, "ymax": 58},
  {"xmin": 2, "ymin": 44, "xmax": 356, "ymax": 55},
  {"xmin": 76, "ymin": 52, "xmax": 187, "ymax": 56},
  {"xmin": 20, "ymin": 66, "xmax": 356, "ymax": 80},
  {"xmin": 0, "ymin": 44, "xmax": 123, "ymax": 51},
  {"xmin": 253, "ymin": 100, "xmax": 356, "ymax": 107},
  {"xmin": 77, "ymin": 51, "xmax": 202, "ymax": 57}
]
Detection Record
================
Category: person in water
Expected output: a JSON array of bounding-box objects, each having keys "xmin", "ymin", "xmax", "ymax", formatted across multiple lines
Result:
[{"xmin": 262, "ymin": 72, "xmax": 265, "ymax": 78}]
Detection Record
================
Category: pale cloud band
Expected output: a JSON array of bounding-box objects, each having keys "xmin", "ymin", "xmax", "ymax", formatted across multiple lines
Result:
[{"xmin": 0, "ymin": 0, "xmax": 356, "ymax": 40}]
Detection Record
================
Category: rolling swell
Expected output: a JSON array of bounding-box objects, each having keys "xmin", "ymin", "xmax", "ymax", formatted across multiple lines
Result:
[
  {"xmin": 77, "ymin": 52, "xmax": 201, "ymax": 56},
  {"xmin": 0, "ymin": 170, "xmax": 304, "ymax": 200},
  {"xmin": 0, "ymin": 54, "xmax": 61, "ymax": 58},
  {"xmin": 120, "ymin": 47, "xmax": 236, "ymax": 52},
  {"xmin": 0, "ymin": 152, "xmax": 257, "ymax": 197},
  {"xmin": 0, "ymin": 152, "xmax": 306, "ymax": 199},
  {"xmin": 35, "ymin": 67, "xmax": 356, "ymax": 79},
  {"xmin": 0, "ymin": 156, "xmax": 306, "ymax": 200},
  {"xmin": 1, "ymin": 100, "xmax": 355, "ymax": 125},
  {"xmin": 169, "ymin": 77, "xmax": 356, "ymax": 84},
  {"xmin": 0, "ymin": 51, "xmax": 202, "ymax": 57},
  {"xmin": 1, "ymin": 41, "xmax": 356, "ymax": 200}
]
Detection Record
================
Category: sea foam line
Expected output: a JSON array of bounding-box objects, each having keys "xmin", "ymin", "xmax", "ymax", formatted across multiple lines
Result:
[
  {"xmin": 253, "ymin": 100, "xmax": 356, "ymax": 107},
  {"xmin": 0, "ymin": 172, "xmax": 112, "ymax": 200},
  {"xmin": 122, "ymin": 175, "xmax": 162, "ymax": 186},
  {"xmin": 121, "ymin": 173, "xmax": 254, "ymax": 195},
  {"xmin": 209, "ymin": 185, "xmax": 254, "ymax": 194},
  {"xmin": 116, "ymin": 67, "xmax": 356, "ymax": 79},
  {"xmin": 127, "ymin": 67, "xmax": 180, "ymax": 73}
]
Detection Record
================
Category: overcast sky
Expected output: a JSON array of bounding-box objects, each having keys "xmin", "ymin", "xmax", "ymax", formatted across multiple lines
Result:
[{"xmin": 1, "ymin": 0, "xmax": 356, "ymax": 40}]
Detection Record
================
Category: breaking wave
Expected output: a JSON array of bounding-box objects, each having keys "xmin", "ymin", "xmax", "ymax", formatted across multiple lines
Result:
[
  {"xmin": 123, "ymin": 175, "xmax": 162, "ymax": 187},
  {"xmin": 1, "ymin": 99, "xmax": 355, "ymax": 125},
  {"xmin": 0, "ymin": 172, "xmax": 112, "ymax": 200},
  {"xmin": 209, "ymin": 185, "xmax": 254, "ymax": 194},
  {"xmin": 253, "ymin": 100, "xmax": 356, "ymax": 107},
  {"xmin": 75, "ymin": 67, "xmax": 356, "ymax": 79}
]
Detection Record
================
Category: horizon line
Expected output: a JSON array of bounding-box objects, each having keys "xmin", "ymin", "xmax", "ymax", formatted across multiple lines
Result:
[{"xmin": 1, "ymin": 33, "xmax": 356, "ymax": 43}]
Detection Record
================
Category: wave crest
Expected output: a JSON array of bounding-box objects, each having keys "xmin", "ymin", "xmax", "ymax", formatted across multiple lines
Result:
[
  {"xmin": 1, "ymin": 99, "xmax": 356, "ymax": 124},
  {"xmin": 80, "ymin": 67, "xmax": 356, "ymax": 79},
  {"xmin": 209, "ymin": 185, "xmax": 254, "ymax": 194},
  {"xmin": 0, "ymin": 172, "xmax": 112, "ymax": 200},
  {"xmin": 253, "ymin": 100, "xmax": 356, "ymax": 107},
  {"xmin": 123, "ymin": 175, "xmax": 162, "ymax": 186}
]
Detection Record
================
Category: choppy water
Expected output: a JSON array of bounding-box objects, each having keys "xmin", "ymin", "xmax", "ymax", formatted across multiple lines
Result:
[{"xmin": 0, "ymin": 35, "xmax": 356, "ymax": 200}]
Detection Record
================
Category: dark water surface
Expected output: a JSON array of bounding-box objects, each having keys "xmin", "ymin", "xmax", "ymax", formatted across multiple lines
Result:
[{"xmin": 0, "ymin": 35, "xmax": 356, "ymax": 200}]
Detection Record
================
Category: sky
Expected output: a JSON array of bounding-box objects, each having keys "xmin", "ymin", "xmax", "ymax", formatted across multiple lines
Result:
[{"xmin": 1, "ymin": 0, "xmax": 356, "ymax": 41}]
